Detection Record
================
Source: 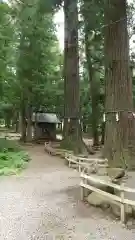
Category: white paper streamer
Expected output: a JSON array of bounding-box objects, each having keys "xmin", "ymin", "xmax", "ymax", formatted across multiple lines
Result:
[
  {"xmin": 116, "ymin": 113, "xmax": 119, "ymax": 121},
  {"xmin": 133, "ymin": 112, "xmax": 135, "ymax": 118}
]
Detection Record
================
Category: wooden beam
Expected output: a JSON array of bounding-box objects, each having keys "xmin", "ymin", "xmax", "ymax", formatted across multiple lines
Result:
[
  {"xmin": 81, "ymin": 173, "xmax": 135, "ymax": 193},
  {"xmin": 120, "ymin": 183, "xmax": 125, "ymax": 223},
  {"xmin": 80, "ymin": 181, "xmax": 121, "ymax": 205}
]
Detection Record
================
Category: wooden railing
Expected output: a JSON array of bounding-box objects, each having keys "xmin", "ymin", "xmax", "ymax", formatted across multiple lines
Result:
[
  {"xmin": 65, "ymin": 153, "xmax": 108, "ymax": 173},
  {"xmin": 80, "ymin": 173, "xmax": 135, "ymax": 223},
  {"xmin": 45, "ymin": 147, "xmax": 135, "ymax": 223},
  {"xmin": 64, "ymin": 153, "xmax": 135, "ymax": 223}
]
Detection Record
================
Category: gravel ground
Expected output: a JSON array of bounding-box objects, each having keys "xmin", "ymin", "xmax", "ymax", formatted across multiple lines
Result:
[{"xmin": 0, "ymin": 145, "xmax": 135, "ymax": 240}]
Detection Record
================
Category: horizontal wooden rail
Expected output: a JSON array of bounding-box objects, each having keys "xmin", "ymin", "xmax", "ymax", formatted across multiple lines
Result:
[
  {"xmin": 80, "ymin": 181, "xmax": 121, "ymax": 205},
  {"xmin": 65, "ymin": 154, "xmax": 108, "ymax": 173},
  {"xmin": 81, "ymin": 173, "xmax": 135, "ymax": 193},
  {"xmin": 65, "ymin": 153, "xmax": 107, "ymax": 163},
  {"xmin": 76, "ymin": 156, "xmax": 108, "ymax": 163},
  {"xmin": 65, "ymin": 156, "xmax": 107, "ymax": 166},
  {"xmin": 65, "ymin": 156, "xmax": 90, "ymax": 172}
]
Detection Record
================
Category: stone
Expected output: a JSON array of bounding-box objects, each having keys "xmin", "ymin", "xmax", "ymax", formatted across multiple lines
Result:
[
  {"xmin": 81, "ymin": 174, "xmax": 114, "ymax": 197},
  {"xmin": 97, "ymin": 167, "xmax": 108, "ymax": 176},
  {"xmin": 87, "ymin": 175, "xmax": 114, "ymax": 194},
  {"xmin": 87, "ymin": 192, "xmax": 132, "ymax": 219},
  {"xmin": 87, "ymin": 192, "xmax": 110, "ymax": 209},
  {"xmin": 83, "ymin": 165, "xmax": 97, "ymax": 175},
  {"xmin": 86, "ymin": 171, "xmax": 135, "ymax": 220},
  {"xmin": 126, "ymin": 219, "xmax": 135, "ymax": 230},
  {"xmin": 113, "ymin": 172, "xmax": 135, "ymax": 219},
  {"xmin": 111, "ymin": 204, "xmax": 133, "ymax": 218}
]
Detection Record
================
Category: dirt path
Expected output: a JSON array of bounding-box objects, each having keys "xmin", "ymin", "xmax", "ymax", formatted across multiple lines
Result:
[{"xmin": 0, "ymin": 145, "xmax": 135, "ymax": 239}]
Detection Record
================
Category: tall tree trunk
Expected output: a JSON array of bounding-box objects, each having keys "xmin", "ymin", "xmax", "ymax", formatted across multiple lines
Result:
[
  {"xmin": 17, "ymin": 32, "xmax": 27, "ymax": 142},
  {"xmin": 15, "ymin": 112, "xmax": 19, "ymax": 133},
  {"xmin": 5, "ymin": 117, "xmax": 11, "ymax": 129},
  {"xmin": 84, "ymin": 26, "xmax": 100, "ymax": 146},
  {"xmin": 101, "ymin": 122, "xmax": 105, "ymax": 145},
  {"xmin": 104, "ymin": 0, "xmax": 135, "ymax": 169},
  {"xmin": 20, "ymin": 101, "xmax": 26, "ymax": 142},
  {"xmin": 34, "ymin": 111, "xmax": 39, "ymax": 141},
  {"xmin": 61, "ymin": 0, "xmax": 85, "ymax": 153},
  {"xmin": 26, "ymin": 105, "xmax": 32, "ymax": 142}
]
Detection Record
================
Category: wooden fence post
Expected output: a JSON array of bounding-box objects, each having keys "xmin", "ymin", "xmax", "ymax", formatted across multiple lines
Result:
[
  {"xmin": 80, "ymin": 185, "xmax": 84, "ymax": 201},
  {"xmin": 69, "ymin": 157, "xmax": 71, "ymax": 168},
  {"xmin": 81, "ymin": 176, "xmax": 84, "ymax": 201},
  {"xmin": 78, "ymin": 159, "xmax": 81, "ymax": 172},
  {"xmin": 120, "ymin": 183, "xmax": 125, "ymax": 224}
]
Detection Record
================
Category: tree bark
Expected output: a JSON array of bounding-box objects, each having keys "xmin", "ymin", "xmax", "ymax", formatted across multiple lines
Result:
[
  {"xmin": 84, "ymin": 26, "xmax": 100, "ymax": 146},
  {"xmin": 15, "ymin": 112, "xmax": 19, "ymax": 133},
  {"xmin": 101, "ymin": 122, "xmax": 105, "ymax": 145},
  {"xmin": 61, "ymin": 0, "xmax": 85, "ymax": 154},
  {"xmin": 5, "ymin": 117, "xmax": 11, "ymax": 129},
  {"xmin": 20, "ymin": 101, "xmax": 27, "ymax": 142},
  {"xmin": 104, "ymin": 0, "xmax": 135, "ymax": 169},
  {"xmin": 34, "ymin": 111, "xmax": 39, "ymax": 141},
  {"xmin": 26, "ymin": 105, "xmax": 32, "ymax": 142}
]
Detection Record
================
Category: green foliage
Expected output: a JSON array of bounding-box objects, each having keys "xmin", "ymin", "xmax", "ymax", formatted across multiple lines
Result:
[
  {"xmin": 0, "ymin": 138, "xmax": 30, "ymax": 175},
  {"xmin": 0, "ymin": 2, "xmax": 15, "ymax": 96},
  {"xmin": 0, "ymin": 0, "xmax": 64, "ymax": 129},
  {"xmin": 0, "ymin": 138, "xmax": 21, "ymax": 152},
  {"xmin": 15, "ymin": 0, "xmax": 63, "ymax": 114},
  {"xmin": 0, "ymin": 0, "xmax": 133, "ymax": 142},
  {"xmin": 39, "ymin": 0, "xmax": 63, "ymax": 11},
  {"xmin": 79, "ymin": 0, "xmax": 105, "ymax": 133},
  {"xmin": 0, "ymin": 151, "xmax": 30, "ymax": 175}
]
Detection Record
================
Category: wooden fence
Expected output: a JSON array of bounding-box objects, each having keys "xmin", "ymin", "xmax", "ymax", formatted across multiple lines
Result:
[
  {"xmin": 45, "ymin": 146, "xmax": 135, "ymax": 223},
  {"xmin": 65, "ymin": 153, "xmax": 108, "ymax": 173},
  {"xmin": 80, "ymin": 173, "xmax": 135, "ymax": 223},
  {"xmin": 64, "ymin": 153, "xmax": 135, "ymax": 223}
]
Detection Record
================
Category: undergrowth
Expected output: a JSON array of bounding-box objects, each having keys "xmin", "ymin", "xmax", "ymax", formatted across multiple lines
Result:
[{"xmin": 0, "ymin": 138, "xmax": 30, "ymax": 176}]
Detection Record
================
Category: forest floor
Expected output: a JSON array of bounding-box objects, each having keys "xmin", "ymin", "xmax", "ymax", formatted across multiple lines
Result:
[{"xmin": 0, "ymin": 144, "xmax": 135, "ymax": 239}]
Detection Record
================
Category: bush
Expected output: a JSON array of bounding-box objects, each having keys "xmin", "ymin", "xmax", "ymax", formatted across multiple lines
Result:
[
  {"xmin": 0, "ymin": 138, "xmax": 21, "ymax": 152},
  {"xmin": 0, "ymin": 138, "xmax": 30, "ymax": 176}
]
